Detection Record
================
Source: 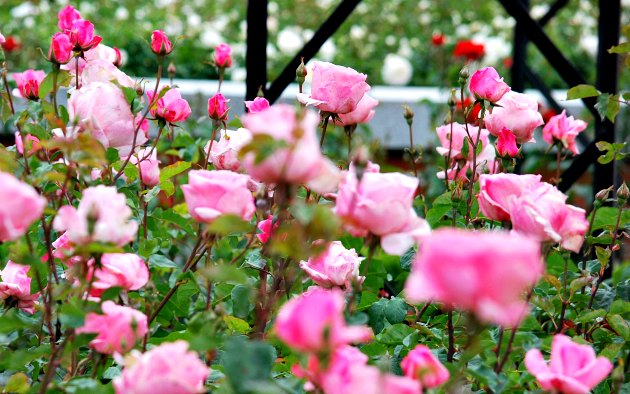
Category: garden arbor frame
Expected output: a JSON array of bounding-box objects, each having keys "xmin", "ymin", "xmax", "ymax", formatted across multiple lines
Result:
[{"xmin": 245, "ymin": 0, "xmax": 621, "ymax": 198}]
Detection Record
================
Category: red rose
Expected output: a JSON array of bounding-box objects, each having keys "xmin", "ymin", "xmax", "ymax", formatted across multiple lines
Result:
[{"xmin": 453, "ymin": 40, "xmax": 485, "ymax": 61}]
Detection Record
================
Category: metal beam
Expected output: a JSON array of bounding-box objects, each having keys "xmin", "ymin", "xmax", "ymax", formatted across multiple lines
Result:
[{"xmin": 246, "ymin": 0, "xmax": 268, "ymax": 101}]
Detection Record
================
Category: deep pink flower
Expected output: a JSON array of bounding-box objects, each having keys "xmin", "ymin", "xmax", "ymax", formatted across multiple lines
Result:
[
  {"xmin": 337, "ymin": 95, "xmax": 378, "ymax": 126},
  {"xmin": 53, "ymin": 185, "xmax": 138, "ymax": 246},
  {"xmin": 214, "ymin": 43, "xmax": 232, "ymax": 68},
  {"xmin": 12, "ymin": 70, "xmax": 46, "ymax": 100},
  {"xmin": 293, "ymin": 346, "xmax": 368, "ymax": 393},
  {"xmin": 129, "ymin": 148, "xmax": 161, "ymax": 187},
  {"xmin": 496, "ymin": 127, "xmax": 519, "ymax": 157},
  {"xmin": 297, "ymin": 61, "xmax": 370, "ymax": 114},
  {"xmin": 328, "ymin": 364, "xmax": 421, "ymax": 394},
  {"xmin": 207, "ymin": 128, "xmax": 252, "ymax": 172},
  {"xmin": 57, "ymin": 5, "xmax": 81, "ymax": 31},
  {"xmin": 275, "ymin": 287, "xmax": 372, "ymax": 353},
  {"xmin": 147, "ymin": 87, "xmax": 192, "ymax": 124},
  {"xmin": 182, "ymin": 170, "xmax": 256, "ymax": 223},
  {"xmin": 68, "ymin": 19, "xmax": 102, "ymax": 52},
  {"xmin": 334, "ymin": 162, "xmax": 430, "ymax": 255},
  {"xmin": 256, "ymin": 215, "xmax": 275, "ymax": 244},
  {"xmin": 87, "ymin": 253, "xmax": 149, "ymax": 298},
  {"xmin": 405, "ymin": 228, "xmax": 543, "ymax": 327},
  {"xmin": 299, "ymin": 241, "xmax": 365, "ymax": 289},
  {"xmin": 469, "ymin": 67, "xmax": 511, "ymax": 103},
  {"xmin": 435, "ymin": 122, "xmax": 489, "ymax": 161},
  {"xmin": 207, "ymin": 93, "xmax": 230, "ymax": 121},
  {"xmin": 77, "ymin": 301, "xmax": 148, "ymax": 354},
  {"xmin": 48, "ymin": 32, "xmax": 73, "ymax": 64},
  {"xmin": 525, "ymin": 334, "xmax": 613, "ymax": 394},
  {"xmin": 542, "ymin": 110, "xmax": 588, "ymax": 155},
  {"xmin": 0, "ymin": 172, "xmax": 46, "ymax": 242},
  {"xmin": 244, "ymin": 97, "xmax": 270, "ymax": 113},
  {"xmin": 0, "ymin": 261, "xmax": 40, "ymax": 314},
  {"xmin": 485, "ymin": 91, "xmax": 544, "ymax": 144},
  {"xmin": 113, "ymin": 340, "xmax": 209, "ymax": 394},
  {"xmin": 14, "ymin": 132, "xmax": 41, "ymax": 156},
  {"xmin": 150, "ymin": 30, "xmax": 172, "ymax": 56},
  {"xmin": 401, "ymin": 345, "xmax": 450, "ymax": 388}
]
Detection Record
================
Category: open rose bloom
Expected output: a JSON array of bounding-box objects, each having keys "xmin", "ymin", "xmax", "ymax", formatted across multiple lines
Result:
[{"xmin": 0, "ymin": 261, "xmax": 40, "ymax": 314}]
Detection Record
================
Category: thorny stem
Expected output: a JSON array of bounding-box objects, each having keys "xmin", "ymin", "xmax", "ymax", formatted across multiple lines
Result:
[
  {"xmin": 319, "ymin": 114, "xmax": 331, "ymax": 148},
  {"xmin": 495, "ymin": 289, "xmax": 533, "ymax": 373},
  {"xmin": 464, "ymin": 97, "xmax": 485, "ymax": 225},
  {"xmin": 444, "ymin": 107, "xmax": 455, "ymax": 188},
  {"xmin": 447, "ymin": 310, "xmax": 455, "ymax": 362},
  {"xmin": 408, "ymin": 121, "xmax": 419, "ymax": 178},
  {"xmin": 52, "ymin": 64, "xmax": 60, "ymax": 117},
  {"xmin": 38, "ymin": 331, "xmax": 71, "ymax": 394},
  {"xmin": 204, "ymin": 119, "xmax": 221, "ymax": 169}
]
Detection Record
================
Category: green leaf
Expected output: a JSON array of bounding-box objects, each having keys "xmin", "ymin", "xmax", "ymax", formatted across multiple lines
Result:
[
  {"xmin": 595, "ymin": 93, "xmax": 620, "ymax": 123},
  {"xmin": 610, "ymin": 299, "xmax": 630, "ymax": 316},
  {"xmin": 59, "ymin": 301, "xmax": 87, "ymax": 328},
  {"xmin": 106, "ymin": 148, "xmax": 120, "ymax": 164},
  {"xmin": 159, "ymin": 161, "xmax": 191, "ymax": 182},
  {"xmin": 595, "ymin": 246, "xmax": 612, "ymax": 269},
  {"xmin": 149, "ymin": 254, "xmax": 178, "ymax": 269},
  {"xmin": 377, "ymin": 323, "xmax": 415, "ymax": 345},
  {"xmin": 160, "ymin": 180, "xmax": 175, "ymax": 197},
  {"xmin": 222, "ymin": 336, "xmax": 276, "ymax": 394},
  {"xmin": 231, "ymin": 285, "xmax": 251, "ymax": 318},
  {"xmin": 600, "ymin": 342, "xmax": 624, "ymax": 360},
  {"xmin": 590, "ymin": 207, "xmax": 630, "ymax": 232},
  {"xmin": 224, "ymin": 315, "xmax": 251, "ymax": 334},
  {"xmin": 607, "ymin": 314, "xmax": 630, "ymax": 340},
  {"xmin": 5, "ymin": 372, "xmax": 30, "ymax": 394},
  {"xmin": 384, "ymin": 297, "xmax": 408, "ymax": 324},
  {"xmin": 358, "ymin": 291, "xmax": 378, "ymax": 311},
  {"xmin": 608, "ymin": 41, "xmax": 630, "ymax": 54},
  {"xmin": 566, "ymin": 84, "xmax": 600, "ymax": 100},
  {"xmin": 200, "ymin": 264, "xmax": 248, "ymax": 285},
  {"xmin": 575, "ymin": 309, "xmax": 606, "ymax": 323},
  {"xmin": 207, "ymin": 214, "xmax": 253, "ymax": 235}
]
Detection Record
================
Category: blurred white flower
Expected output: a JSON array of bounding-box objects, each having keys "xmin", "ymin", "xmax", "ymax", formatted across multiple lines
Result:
[
  {"xmin": 398, "ymin": 38, "xmax": 412, "ymax": 58},
  {"xmin": 350, "ymin": 26, "xmax": 366, "ymax": 40},
  {"xmin": 277, "ymin": 28, "xmax": 304, "ymax": 54},
  {"xmin": 230, "ymin": 67, "xmax": 246, "ymax": 82},
  {"xmin": 482, "ymin": 37, "xmax": 511, "ymax": 65},
  {"xmin": 302, "ymin": 29, "xmax": 314, "ymax": 42},
  {"xmin": 79, "ymin": 2, "xmax": 95, "ymax": 15},
  {"xmin": 115, "ymin": 7, "xmax": 129, "ymax": 20},
  {"xmin": 267, "ymin": 17, "xmax": 278, "ymax": 33},
  {"xmin": 382, "ymin": 54, "xmax": 413, "ymax": 86},
  {"xmin": 385, "ymin": 35, "xmax": 396, "ymax": 46},
  {"xmin": 268, "ymin": 2, "xmax": 279, "ymax": 13},
  {"xmin": 200, "ymin": 28, "xmax": 224, "ymax": 48},
  {"xmin": 456, "ymin": 24, "xmax": 471, "ymax": 37},
  {"xmin": 580, "ymin": 35, "xmax": 598, "ymax": 57},
  {"xmin": 319, "ymin": 39, "xmax": 336, "ymax": 61},
  {"xmin": 165, "ymin": 19, "xmax": 183, "ymax": 36},
  {"xmin": 267, "ymin": 43, "xmax": 278, "ymax": 59},
  {"xmin": 419, "ymin": 13, "xmax": 431, "ymax": 25},
  {"xmin": 156, "ymin": 0, "xmax": 175, "ymax": 8},
  {"xmin": 24, "ymin": 17, "xmax": 35, "ymax": 29},
  {"xmin": 11, "ymin": 2, "xmax": 36, "ymax": 18},
  {"xmin": 188, "ymin": 13, "xmax": 202, "ymax": 29},
  {"xmin": 530, "ymin": 5, "xmax": 549, "ymax": 19},
  {"xmin": 492, "ymin": 16, "xmax": 515, "ymax": 29}
]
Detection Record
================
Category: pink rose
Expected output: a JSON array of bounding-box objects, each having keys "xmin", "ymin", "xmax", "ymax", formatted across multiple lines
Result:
[
  {"xmin": 478, "ymin": 173, "xmax": 542, "ymax": 222},
  {"xmin": 484, "ymin": 91, "xmax": 544, "ymax": 144},
  {"xmin": 469, "ymin": 66, "xmax": 511, "ymax": 103},
  {"xmin": 53, "ymin": 185, "xmax": 138, "ymax": 246},
  {"xmin": 0, "ymin": 33, "xmax": 5, "ymax": 45},
  {"xmin": 299, "ymin": 241, "xmax": 365, "ymax": 289},
  {"xmin": 129, "ymin": 148, "xmax": 161, "ymax": 187},
  {"xmin": 48, "ymin": 32, "xmax": 73, "ymax": 64},
  {"xmin": 182, "ymin": 170, "xmax": 256, "ymax": 223},
  {"xmin": 68, "ymin": 81, "xmax": 147, "ymax": 156},
  {"xmin": 0, "ymin": 172, "xmax": 46, "ymax": 242},
  {"xmin": 206, "ymin": 128, "xmax": 252, "ymax": 172},
  {"xmin": 293, "ymin": 346, "xmax": 368, "ymax": 392},
  {"xmin": 13, "ymin": 69, "xmax": 46, "ymax": 100},
  {"xmin": 334, "ymin": 163, "xmax": 430, "ymax": 255},
  {"xmin": 275, "ymin": 287, "xmax": 372, "ymax": 353},
  {"xmin": 297, "ymin": 61, "xmax": 371, "ymax": 114},
  {"xmin": 147, "ymin": 87, "xmax": 192, "ymax": 124},
  {"xmin": 213, "ymin": 43, "xmax": 232, "ymax": 68},
  {"xmin": 525, "ymin": 334, "xmax": 613, "ymax": 394},
  {"xmin": 207, "ymin": 93, "xmax": 230, "ymax": 121},
  {"xmin": 405, "ymin": 228, "xmax": 543, "ymax": 327},
  {"xmin": 150, "ymin": 30, "xmax": 172, "ymax": 56},
  {"xmin": 68, "ymin": 19, "xmax": 102, "ymax": 52},
  {"xmin": 77, "ymin": 301, "xmax": 148, "ymax": 354},
  {"xmin": 401, "ymin": 345, "xmax": 450, "ymax": 388},
  {"xmin": 63, "ymin": 44, "xmax": 124, "ymax": 75},
  {"xmin": 435, "ymin": 122, "xmax": 489, "ymax": 160},
  {"xmin": 113, "ymin": 340, "xmax": 209, "ymax": 394},
  {"xmin": 542, "ymin": 110, "xmax": 588, "ymax": 155},
  {"xmin": 80, "ymin": 59, "xmax": 135, "ymax": 88},
  {"xmin": 14, "ymin": 132, "xmax": 41, "ymax": 156},
  {"xmin": 87, "ymin": 253, "xmax": 149, "ymax": 298},
  {"xmin": 337, "ymin": 95, "xmax": 378, "ymax": 126},
  {"xmin": 256, "ymin": 215, "xmax": 276, "ymax": 244},
  {"xmin": 244, "ymin": 97, "xmax": 270, "ymax": 113},
  {"xmin": 496, "ymin": 127, "xmax": 519, "ymax": 157},
  {"xmin": 328, "ymin": 364, "xmax": 421, "ymax": 394},
  {"xmin": 57, "ymin": 5, "xmax": 81, "ymax": 31},
  {"xmin": 0, "ymin": 261, "xmax": 40, "ymax": 314},
  {"xmin": 241, "ymin": 105, "xmax": 340, "ymax": 192}
]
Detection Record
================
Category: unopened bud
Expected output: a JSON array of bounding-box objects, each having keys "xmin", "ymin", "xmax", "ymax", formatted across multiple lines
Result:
[
  {"xmin": 595, "ymin": 187, "xmax": 612, "ymax": 202},
  {"xmin": 167, "ymin": 61, "xmax": 176, "ymax": 78},
  {"xmin": 296, "ymin": 57, "xmax": 307, "ymax": 84},
  {"xmin": 402, "ymin": 104, "xmax": 414, "ymax": 126},
  {"xmin": 617, "ymin": 182, "xmax": 629, "ymax": 201},
  {"xmin": 448, "ymin": 89, "xmax": 457, "ymax": 109},
  {"xmin": 458, "ymin": 66, "xmax": 469, "ymax": 86}
]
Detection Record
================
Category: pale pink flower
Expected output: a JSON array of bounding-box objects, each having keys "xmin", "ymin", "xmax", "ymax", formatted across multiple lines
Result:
[
  {"xmin": 14, "ymin": 132, "xmax": 41, "ymax": 156},
  {"xmin": 525, "ymin": 334, "xmax": 613, "ymax": 394},
  {"xmin": 13, "ymin": 70, "xmax": 46, "ymax": 100},
  {"xmin": 147, "ymin": 87, "xmax": 192, "ymax": 124},
  {"xmin": 63, "ymin": 44, "xmax": 124, "ymax": 75},
  {"xmin": 150, "ymin": 30, "xmax": 172, "ymax": 56},
  {"xmin": 0, "ymin": 261, "xmax": 40, "ymax": 314},
  {"xmin": 129, "ymin": 148, "xmax": 161, "ymax": 187},
  {"xmin": 113, "ymin": 340, "xmax": 209, "ymax": 394},
  {"xmin": 401, "ymin": 345, "xmax": 449, "ymax": 388},
  {"xmin": 53, "ymin": 185, "xmax": 138, "ymax": 246},
  {"xmin": 206, "ymin": 128, "xmax": 252, "ymax": 172},
  {"xmin": 299, "ymin": 241, "xmax": 364, "ymax": 289},
  {"xmin": 244, "ymin": 97, "xmax": 270, "ymax": 113},
  {"xmin": 542, "ymin": 110, "xmax": 588, "ymax": 155},
  {"xmin": 293, "ymin": 346, "xmax": 368, "ymax": 392},
  {"xmin": 77, "ymin": 301, "xmax": 148, "ymax": 354},
  {"xmin": 435, "ymin": 123, "xmax": 489, "ymax": 161},
  {"xmin": 405, "ymin": 228, "xmax": 543, "ymax": 327},
  {"xmin": 327, "ymin": 364, "xmax": 422, "ymax": 394},
  {"xmin": 0, "ymin": 172, "xmax": 46, "ymax": 242},
  {"xmin": 87, "ymin": 253, "xmax": 149, "ymax": 298},
  {"xmin": 469, "ymin": 66, "xmax": 511, "ymax": 103},
  {"xmin": 337, "ymin": 95, "xmax": 378, "ymax": 126},
  {"xmin": 80, "ymin": 59, "xmax": 134, "ymax": 88},
  {"xmin": 485, "ymin": 91, "xmax": 544, "ymax": 144},
  {"xmin": 213, "ymin": 43, "xmax": 232, "ymax": 68}
]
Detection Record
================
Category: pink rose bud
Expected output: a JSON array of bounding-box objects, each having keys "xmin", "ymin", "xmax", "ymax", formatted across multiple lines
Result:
[
  {"xmin": 275, "ymin": 287, "xmax": 373, "ymax": 353},
  {"xmin": 469, "ymin": 66, "xmax": 511, "ymax": 103},
  {"xmin": 485, "ymin": 91, "xmax": 544, "ymax": 144},
  {"xmin": 405, "ymin": 228, "xmax": 543, "ymax": 327},
  {"xmin": 478, "ymin": 173, "xmax": 588, "ymax": 252},
  {"xmin": 57, "ymin": 5, "xmax": 81, "ymax": 31},
  {"xmin": 213, "ymin": 42, "xmax": 233, "ymax": 68},
  {"xmin": 147, "ymin": 87, "xmax": 192, "ymax": 124},
  {"xmin": 76, "ymin": 301, "xmax": 148, "ymax": 355},
  {"xmin": 182, "ymin": 170, "xmax": 256, "ymax": 223},
  {"xmin": 496, "ymin": 127, "xmax": 519, "ymax": 157},
  {"xmin": 207, "ymin": 93, "xmax": 230, "ymax": 121},
  {"xmin": 256, "ymin": 215, "xmax": 276, "ymax": 244},
  {"xmin": 0, "ymin": 261, "xmax": 40, "ymax": 314},
  {"xmin": 0, "ymin": 172, "xmax": 46, "ymax": 242},
  {"xmin": 401, "ymin": 345, "xmax": 450, "ymax": 388},
  {"xmin": 12, "ymin": 69, "xmax": 46, "ymax": 100},
  {"xmin": 14, "ymin": 132, "xmax": 41, "ymax": 156},
  {"xmin": 129, "ymin": 148, "xmax": 161, "ymax": 187},
  {"xmin": 435, "ymin": 122, "xmax": 490, "ymax": 160},
  {"xmin": 87, "ymin": 253, "xmax": 149, "ymax": 298},
  {"xmin": 113, "ymin": 340, "xmax": 209, "ymax": 394},
  {"xmin": 296, "ymin": 61, "xmax": 371, "ymax": 114},
  {"xmin": 542, "ymin": 110, "xmax": 587, "ymax": 155},
  {"xmin": 48, "ymin": 32, "xmax": 73, "ymax": 64},
  {"xmin": 53, "ymin": 185, "xmax": 138, "ymax": 246},
  {"xmin": 150, "ymin": 30, "xmax": 173, "ymax": 56},
  {"xmin": 335, "ymin": 163, "xmax": 430, "ymax": 255},
  {"xmin": 299, "ymin": 241, "xmax": 365, "ymax": 289},
  {"xmin": 244, "ymin": 97, "xmax": 270, "ymax": 113},
  {"xmin": 68, "ymin": 19, "xmax": 102, "ymax": 52},
  {"xmin": 206, "ymin": 128, "xmax": 252, "ymax": 172},
  {"xmin": 525, "ymin": 334, "xmax": 613, "ymax": 394},
  {"xmin": 337, "ymin": 95, "xmax": 378, "ymax": 126},
  {"xmin": 67, "ymin": 81, "xmax": 147, "ymax": 156}
]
